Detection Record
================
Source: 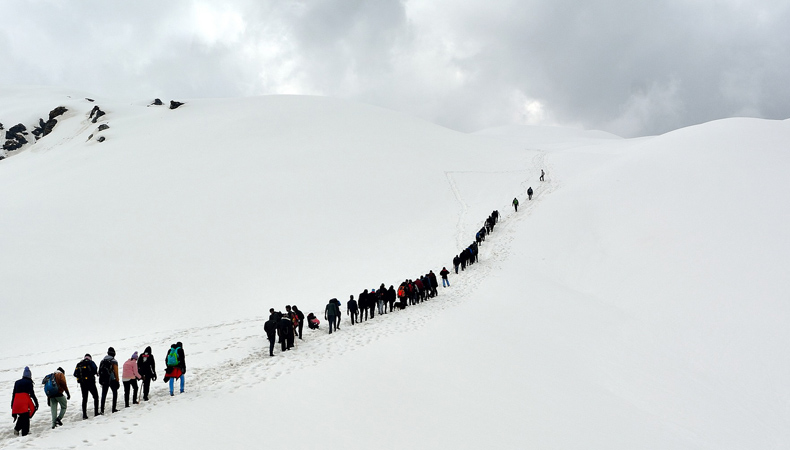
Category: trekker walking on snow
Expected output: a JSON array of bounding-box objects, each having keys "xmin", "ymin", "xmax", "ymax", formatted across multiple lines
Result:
[
  {"xmin": 387, "ymin": 285, "xmax": 396, "ymax": 312},
  {"xmin": 332, "ymin": 298, "xmax": 343, "ymax": 329},
  {"xmin": 277, "ymin": 313, "xmax": 292, "ymax": 351},
  {"xmin": 11, "ymin": 367, "xmax": 38, "ymax": 436},
  {"xmin": 325, "ymin": 299, "xmax": 339, "ymax": 334},
  {"xmin": 358, "ymin": 290, "xmax": 369, "ymax": 322},
  {"xmin": 286, "ymin": 306, "xmax": 298, "ymax": 347},
  {"xmin": 98, "ymin": 347, "xmax": 120, "ymax": 414},
  {"xmin": 540, "ymin": 169, "xmax": 545, "ymax": 181},
  {"xmin": 137, "ymin": 347, "xmax": 156, "ymax": 401},
  {"xmin": 73, "ymin": 354, "xmax": 99, "ymax": 418},
  {"xmin": 292, "ymin": 305, "xmax": 305, "ymax": 340},
  {"xmin": 164, "ymin": 343, "xmax": 186, "ymax": 396},
  {"xmin": 453, "ymin": 255, "xmax": 460, "ymax": 274},
  {"xmin": 428, "ymin": 271, "xmax": 439, "ymax": 296},
  {"xmin": 440, "ymin": 267, "xmax": 450, "ymax": 287},
  {"xmin": 347, "ymin": 295, "xmax": 358, "ymax": 325},
  {"xmin": 264, "ymin": 317, "xmax": 277, "ymax": 356},
  {"xmin": 377, "ymin": 284, "xmax": 386, "ymax": 315},
  {"xmin": 122, "ymin": 352, "xmax": 142, "ymax": 408},
  {"xmin": 513, "ymin": 197, "xmax": 519, "ymax": 212},
  {"xmin": 44, "ymin": 367, "xmax": 70, "ymax": 429},
  {"xmin": 527, "ymin": 187, "xmax": 533, "ymax": 200}
]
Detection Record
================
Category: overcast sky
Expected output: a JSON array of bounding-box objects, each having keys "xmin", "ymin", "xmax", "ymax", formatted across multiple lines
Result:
[{"xmin": 1, "ymin": 0, "xmax": 789, "ymax": 137}]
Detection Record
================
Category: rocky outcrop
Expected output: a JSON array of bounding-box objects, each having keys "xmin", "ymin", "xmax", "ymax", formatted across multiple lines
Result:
[
  {"xmin": 98, "ymin": 124, "xmax": 109, "ymax": 131},
  {"xmin": 3, "ymin": 124, "xmax": 28, "ymax": 151},
  {"xmin": 152, "ymin": 98, "xmax": 163, "ymax": 106},
  {"xmin": 89, "ymin": 105, "xmax": 106, "ymax": 123},
  {"xmin": 49, "ymin": 106, "xmax": 67, "ymax": 120},
  {"xmin": 169, "ymin": 100, "xmax": 184, "ymax": 110}
]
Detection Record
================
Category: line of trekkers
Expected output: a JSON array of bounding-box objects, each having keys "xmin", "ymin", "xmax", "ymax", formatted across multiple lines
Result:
[
  {"xmin": 10, "ymin": 343, "xmax": 187, "ymax": 436},
  {"xmin": 262, "ymin": 209, "xmax": 501, "ymax": 357}
]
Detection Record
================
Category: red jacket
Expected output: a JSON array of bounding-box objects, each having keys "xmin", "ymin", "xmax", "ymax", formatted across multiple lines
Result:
[{"xmin": 12, "ymin": 393, "xmax": 36, "ymax": 417}]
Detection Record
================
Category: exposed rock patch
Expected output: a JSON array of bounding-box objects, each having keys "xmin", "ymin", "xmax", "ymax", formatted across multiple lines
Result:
[
  {"xmin": 89, "ymin": 105, "xmax": 106, "ymax": 123},
  {"xmin": 152, "ymin": 98, "xmax": 163, "ymax": 106},
  {"xmin": 169, "ymin": 100, "xmax": 184, "ymax": 110}
]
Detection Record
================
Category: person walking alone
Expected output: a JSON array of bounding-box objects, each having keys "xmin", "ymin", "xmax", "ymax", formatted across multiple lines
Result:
[
  {"xmin": 347, "ymin": 295, "xmax": 358, "ymax": 325},
  {"xmin": 264, "ymin": 317, "xmax": 277, "ymax": 356},
  {"xmin": 440, "ymin": 267, "xmax": 450, "ymax": 287},
  {"xmin": 527, "ymin": 187, "xmax": 533, "ymax": 200},
  {"xmin": 540, "ymin": 169, "xmax": 545, "ymax": 181},
  {"xmin": 513, "ymin": 197, "xmax": 519, "ymax": 212},
  {"xmin": 73, "ymin": 354, "xmax": 99, "ymax": 419}
]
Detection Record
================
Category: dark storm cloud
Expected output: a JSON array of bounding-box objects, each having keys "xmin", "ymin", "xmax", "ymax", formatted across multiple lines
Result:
[{"xmin": 0, "ymin": 0, "xmax": 788, "ymax": 136}]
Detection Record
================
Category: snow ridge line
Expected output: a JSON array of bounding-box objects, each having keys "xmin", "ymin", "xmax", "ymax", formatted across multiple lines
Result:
[{"xmin": 0, "ymin": 156, "xmax": 554, "ymax": 447}]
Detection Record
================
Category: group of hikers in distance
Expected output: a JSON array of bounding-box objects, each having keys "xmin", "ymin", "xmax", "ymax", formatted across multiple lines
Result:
[
  {"xmin": 262, "ymin": 206, "xmax": 508, "ymax": 357},
  {"xmin": 10, "ymin": 168, "xmax": 546, "ymax": 438},
  {"xmin": 10, "ymin": 343, "xmax": 187, "ymax": 436}
]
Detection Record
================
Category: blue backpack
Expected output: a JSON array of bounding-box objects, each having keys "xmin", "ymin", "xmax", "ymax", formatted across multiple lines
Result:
[
  {"xmin": 42, "ymin": 373, "xmax": 60, "ymax": 398},
  {"xmin": 166, "ymin": 347, "xmax": 181, "ymax": 367}
]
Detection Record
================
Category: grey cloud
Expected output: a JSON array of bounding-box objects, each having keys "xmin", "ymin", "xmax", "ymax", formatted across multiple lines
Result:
[{"xmin": 1, "ymin": 0, "xmax": 788, "ymax": 137}]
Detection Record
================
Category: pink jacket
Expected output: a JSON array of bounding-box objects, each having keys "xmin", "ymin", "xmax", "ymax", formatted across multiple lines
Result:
[{"xmin": 122, "ymin": 358, "xmax": 141, "ymax": 381}]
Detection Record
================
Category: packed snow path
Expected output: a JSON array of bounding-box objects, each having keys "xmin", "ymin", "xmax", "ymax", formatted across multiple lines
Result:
[{"xmin": 0, "ymin": 156, "xmax": 551, "ymax": 448}]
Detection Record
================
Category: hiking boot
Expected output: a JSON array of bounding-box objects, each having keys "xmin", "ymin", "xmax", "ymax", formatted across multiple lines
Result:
[
  {"xmin": 111, "ymin": 409, "xmax": 119, "ymax": 413},
  {"xmin": 52, "ymin": 424, "xmax": 57, "ymax": 429},
  {"xmin": 83, "ymin": 414, "xmax": 88, "ymax": 420},
  {"xmin": 56, "ymin": 418, "xmax": 63, "ymax": 426},
  {"xmin": 14, "ymin": 429, "xmax": 19, "ymax": 436}
]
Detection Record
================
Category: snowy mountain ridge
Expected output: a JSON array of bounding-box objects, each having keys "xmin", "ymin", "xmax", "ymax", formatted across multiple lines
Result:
[{"xmin": 0, "ymin": 89, "xmax": 788, "ymax": 449}]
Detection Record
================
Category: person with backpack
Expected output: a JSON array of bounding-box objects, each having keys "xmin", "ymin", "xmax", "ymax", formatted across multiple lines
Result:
[
  {"xmin": 73, "ymin": 354, "xmax": 99, "ymax": 419},
  {"xmin": 440, "ymin": 267, "xmax": 450, "ymax": 287},
  {"xmin": 164, "ymin": 343, "xmax": 186, "ymax": 396},
  {"xmin": 428, "ymin": 271, "xmax": 439, "ymax": 296},
  {"xmin": 527, "ymin": 187, "xmax": 533, "ymax": 200},
  {"xmin": 11, "ymin": 367, "xmax": 38, "ymax": 436},
  {"xmin": 137, "ymin": 347, "xmax": 156, "ymax": 401},
  {"xmin": 264, "ymin": 317, "xmax": 277, "ymax": 356},
  {"xmin": 43, "ymin": 367, "xmax": 70, "ymax": 429},
  {"xmin": 325, "ymin": 299, "xmax": 338, "ymax": 334},
  {"xmin": 285, "ymin": 306, "xmax": 298, "ymax": 347},
  {"xmin": 513, "ymin": 197, "xmax": 519, "ymax": 212},
  {"xmin": 98, "ymin": 347, "xmax": 120, "ymax": 414},
  {"xmin": 387, "ymin": 285, "xmax": 396, "ymax": 312},
  {"xmin": 306, "ymin": 312, "xmax": 320, "ymax": 329},
  {"xmin": 358, "ymin": 290, "xmax": 369, "ymax": 322},
  {"xmin": 453, "ymin": 255, "xmax": 460, "ymax": 274},
  {"xmin": 347, "ymin": 295, "xmax": 358, "ymax": 325},
  {"xmin": 292, "ymin": 305, "xmax": 305, "ymax": 340},
  {"xmin": 122, "ymin": 352, "xmax": 142, "ymax": 408}
]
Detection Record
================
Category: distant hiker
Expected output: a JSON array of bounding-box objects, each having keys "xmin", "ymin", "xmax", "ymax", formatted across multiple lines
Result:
[
  {"xmin": 358, "ymin": 290, "xmax": 369, "ymax": 321},
  {"xmin": 368, "ymin": 290, "xmax": 376, "ymax": 318},
  {"xmin": 268, "ymin": 308, "xmax": 278, "ymax": 322},
  {"xmin": 136, "ymin": 347, "xmax": 156, "ymax": 401},
  {"xmin": 347, "ymin": 295, "xmax": 358, "ymax": 325},
  {"xmin": 43, "ymin": 367, "xmax": 70, "ymax": 429},
  {"xmin": 453, "ymin": 255, "xmax": 460, "ymax": 274},
  {"xmin": 377, "ymin": 284, "xmax": 386, "ymax": 315},
  {"xmin": 285, "ymin": 306, "xmax": 298, "ymax": 347},
  {"xmin": 387, "ymin": 285, "xmax": 396, "ymax": 312},
  {"xmin": 98, "ymin": 347, "xmax": 120, "ymax": 414},
  {"xmin": 164, "ymin": 342, "xmax": 186, "ymax": 396},
  {"xmin": 292, "ymin": 305, "xmax": 305, "ymax": 340},
  {"xmin": 264, "ymin": 317, "xmax": 277, "ymax": 356},
  {"xmin": 428, "ymin": 271, "xmax": 439, "ymax": 296},
  {"xmin": 332, "ymin": 298, "xmax": 343, "ymax": 329},
  {"xmin": 307, "ymin": 313, "xmax": 320, "ymax": 329},
  {"xmin": 278, "ymin": 314, "xmax": 294, "ymax": 351},
  {"xmin": 325, "ymin": 298, "xmax": 339, "ymax": 334},
  {"xmin": 122, "ymin": 352, "xmax": 142, "ymax": 408},
  {"xmin": 540, "ymin": 169, "xmax": 545, "ymax": 181},
  {"xmin": 11, "ymin": 367, "xmax": 38, "ymax": 436},
  {"xmin": 513, "ymin": 197, "xmax": 519, "ymax": 212},
  {"xmin": 73, "ymin": 354, "xmax": 99, "ymax": 419},
  {"xmin": 440, "ymin": 267, "xmax": 450, "ymax": 287},
  {"xmin": 527, "ymin": 187, "xmax": 533, "ymax": 200}
]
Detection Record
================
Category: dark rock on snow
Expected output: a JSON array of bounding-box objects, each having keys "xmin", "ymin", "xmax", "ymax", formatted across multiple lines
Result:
[
  {"xmin": 169, "ymin": 100, "xmax": 184, "ymax": 110},
  {"xmin": 49, "ymin": 106, "xmax": 67, "ymax": 120},
  {"xmin": 97, "ymin": 124, "xmax": 110, "ymax": 131},
  {"xmin": 89, "ymin": 105, "xmax": 106, "ymax": 123},
  {"xmin": 152, "ymin": 98, "xmax": 163, "ymax": 106},
  {"xmin": 97, "ymin": 136, "xmax": 106, "ymax": 143}
]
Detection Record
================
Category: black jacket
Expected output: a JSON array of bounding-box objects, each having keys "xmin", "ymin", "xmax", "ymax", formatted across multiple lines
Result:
[
  {"xmin": 137, "ymin": 346, "xmax": 157, "ymax": 379},
  {"xmin": 73, "ymin": 358, "xmax": 98, "ymax": 385},
  {"xmin": 264, "ymin": 319, "xmax": 277, "ymax": 339}
]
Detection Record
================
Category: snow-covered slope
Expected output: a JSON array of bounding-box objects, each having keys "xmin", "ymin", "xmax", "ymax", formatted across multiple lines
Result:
[{"xmin": 0, "ymin": 90, "xmax": 787, "ymax": 449}]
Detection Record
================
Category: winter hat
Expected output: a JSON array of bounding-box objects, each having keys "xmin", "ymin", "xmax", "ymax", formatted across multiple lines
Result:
[
  {"xmin": 131, "ymin": 352, "xmax": 138, "ymax": 360},
  {"xmin": 107, "ymin": 347, "xmax": 116, "ymax": 357},
  {"xmin": 175, "ymin": 342, "xmax": 183, "ymax": 348},
  {"xmin": 22, "ymin": 366, "xmax": 31, "ymax": 379},
  {"xmin": 85, "ymin": 354, "xmax": 92, "ymax": 361},
  {"xmin": 57, "ymin": 367, "xmax": 65, "ymax": 374}
]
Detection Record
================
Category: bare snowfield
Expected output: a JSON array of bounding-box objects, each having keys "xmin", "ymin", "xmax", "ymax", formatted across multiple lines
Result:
[{"xmin": 0, "ymin": 90, "xmax": 788, "ymax": 449}]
